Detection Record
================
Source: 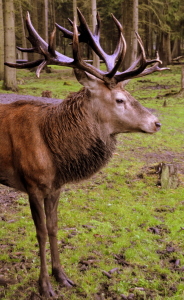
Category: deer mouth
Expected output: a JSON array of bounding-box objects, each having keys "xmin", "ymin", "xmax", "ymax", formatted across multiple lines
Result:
[
  {"xmin": 144, "ymin": 121, "xmax": 162, "ymax": 134},
  {"xmin": 155, "ymin": 122, "xmax": 161, "ymax": 131}
]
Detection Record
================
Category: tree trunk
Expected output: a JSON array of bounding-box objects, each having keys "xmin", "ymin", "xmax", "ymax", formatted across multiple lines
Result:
[
  {"xmin": 122, "ymin": 0, "xmax": 133, "ymax": 70},
  {"xmin": 131, "ymin": 0, "xmax": 138, "ymax": 64},
  {"xmin": 0, "ymin": 0, "xmax": 4, "ymax": 80},
  {"xmin": 3, "ymin": 0, "xmax": 17, "ymax": 91},
  {"xmin": 171, "ymin": 38, "xmax": 180, "ymax": 59},
  {"xmin": 50, "ymin": 0, "xmax": 56, "ymax": 25},
  {"xmin": 44, "ymin": 0, "xmax": 48, "ymax": 43},
  {"xmin": 19, "ymin": 2, "xmax": 28, "ymax": 61},
  {"xmin": 144, "ymin": 4, "xmax": 153, "ymax": 58},
  {"xmin": 50, "ymin": 0, "xmax": 56, "ymax": 52},
  {"xmin": 28, "ymin": 0, "xmax": 39, "ymax": 62},
  {"xmin": 167, "ymin": 32, "xmax": 172, "ymax": 64},
  {"xmin": 73, "ymin": 0, "xmax": 77, "ymax": 21},
  {"xmin": 160, "ymin": 31, "xmax": 171, "ymax": 66},
  {"xmin": 91, "ymin": 0, "xmax": 99, "ymax": 69},
  {"xmin": 160, "ymin": 163, "xmax": 179, "ymax": 189},
  {"xmin": 181, "ymin": 66, "xmax": 184, "ymax": 91}
]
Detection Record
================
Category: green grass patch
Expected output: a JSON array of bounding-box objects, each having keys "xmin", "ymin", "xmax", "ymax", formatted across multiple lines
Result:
[{"xmin": 0, "ymin": 65, "xmax": 184, "ymax": 299}]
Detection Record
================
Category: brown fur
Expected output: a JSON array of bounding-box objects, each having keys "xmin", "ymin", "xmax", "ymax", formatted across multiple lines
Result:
[
  {"xmin": 0, "ymin": 80, "xmax": 160, "ymax": 297},
  {"xmin": 41, "ymin": 89, "xmax": 116, "ymax": 186},
  {"xmin": 0, "ymin": 89, "xmax": 115, "ymax": 190}
]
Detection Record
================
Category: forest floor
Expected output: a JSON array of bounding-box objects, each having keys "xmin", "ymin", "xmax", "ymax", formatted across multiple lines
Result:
[{"xmin": 0, "ymin": 65, "xmax": 184, "ymax": 300}]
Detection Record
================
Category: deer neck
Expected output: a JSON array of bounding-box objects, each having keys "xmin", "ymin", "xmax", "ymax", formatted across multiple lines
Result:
[{"xmin": 42, "ymin": 90, "xmax": 116, "ymax": 185}]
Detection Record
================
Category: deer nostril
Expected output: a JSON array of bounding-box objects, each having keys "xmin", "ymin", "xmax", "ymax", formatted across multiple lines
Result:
[{"xmin": 155, "ymin": 122, "xmax": 161, "ymax": 130}]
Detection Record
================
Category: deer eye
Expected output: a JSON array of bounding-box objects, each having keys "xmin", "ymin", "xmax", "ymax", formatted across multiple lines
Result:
[{"xmin": 116, "ymin": 99, "xmax": 124, "ymax": 104}]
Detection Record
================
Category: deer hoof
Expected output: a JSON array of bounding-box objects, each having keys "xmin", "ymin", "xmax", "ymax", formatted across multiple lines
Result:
[
  {"xmin": 61, "ymin": 278, "xmax": 75, "ymax": 288},
  {"xmin": 52, "ymin": 267, "xmax": 76, "ymax": 288},
  {"xmin": 39, "ymin": 279, "xmax": 56, "ymax": 298}
]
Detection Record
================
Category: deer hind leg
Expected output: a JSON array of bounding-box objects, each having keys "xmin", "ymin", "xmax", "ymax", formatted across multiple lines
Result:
[
  {"xmin": 28, "ymin": 192, "xmax": 56, "ymax": 298},
  {"xmin": 44, "ymin": 190, "xmax": 75, "ymax": 288}
]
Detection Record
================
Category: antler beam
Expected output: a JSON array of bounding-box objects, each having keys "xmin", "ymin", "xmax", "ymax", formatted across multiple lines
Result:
[
  {"xmin": 5, "ymin": 9, "xmax": 168, "ymax": 86},
  {"xmin": 56, "ymin": 8, "xmax": 126, "ymax": 75}
]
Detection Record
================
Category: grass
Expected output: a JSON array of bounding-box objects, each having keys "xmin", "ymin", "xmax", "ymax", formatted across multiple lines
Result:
[
  {"xmin": 0, "ymin": 66, "xmax": 81, "ymax": 99},
  {"xmin": 0, "ymin": 65, "xmax": 184, "ymax": 299}
]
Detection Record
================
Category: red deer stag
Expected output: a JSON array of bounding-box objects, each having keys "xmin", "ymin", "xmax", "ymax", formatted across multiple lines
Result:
[{"xmin": 2, "ymin": 9, "xmax": 167, "ymax": 298}]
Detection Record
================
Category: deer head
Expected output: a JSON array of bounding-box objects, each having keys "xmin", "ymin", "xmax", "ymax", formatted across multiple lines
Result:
[{"xmin": 5, "ymin": 9, "xmax": 168, "ymax": 136}]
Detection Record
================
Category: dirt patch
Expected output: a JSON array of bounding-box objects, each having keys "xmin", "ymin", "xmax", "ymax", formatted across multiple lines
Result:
[
  {"xmin": 144, "ymin": 151, "xmax": 184, "ymax": 173},
  {"xmin": 0, "ymin": 93, "xmax": 62, "ymax": 104},
  {"xmin": 126, "ymin": 149, "xmax": 184, "ymax": 176},
  {"xmin": 142, "ymin": 84, "xmax": 175, "ymax": 90},
  {"xmin": 0, "ymin": 185, "xmax": 24, "ymax": 220}
]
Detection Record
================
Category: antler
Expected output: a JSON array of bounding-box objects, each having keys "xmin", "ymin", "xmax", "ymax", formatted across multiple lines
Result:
[
  {"xmin": 5, "ymin": 12, "xmax": 75, "ymax": 78},
  {"xmin": 56, "ymin": 8, "xmax": 126, "ymax": 76},
  {"xmin": 56, "ymin": 9, "xmax": 168, "ymax": 83},
  {"xmin": 114, "ymin": 34, "xmax": 169, "ymax": 82},
  {"xmin": 5, "ymin": 9, "xmax": 168, "ymax": 87}
]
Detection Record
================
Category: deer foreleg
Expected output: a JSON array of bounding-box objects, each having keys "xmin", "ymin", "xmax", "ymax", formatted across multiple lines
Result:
[
  {"xmin": 44, "ymin": 191, "xmax": 75, "ymax": 288},
  {"xmin": 29, "ymin": 193, "xmax": 56, "ymax": 298}
]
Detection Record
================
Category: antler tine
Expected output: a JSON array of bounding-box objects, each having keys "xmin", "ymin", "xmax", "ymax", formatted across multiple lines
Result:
[
  {"xmin": 105, "ymin": 14, "xmax": 126, "ymax": 78},
  {"xmin": 14, "ymin": 12, "xmax": 43, "ymax": 55},
  {"xmin": 133, "ymin": 51, "xmax": 170, "ymax": 78},
  {"xmin": 48, "ymin": 27, "xmax": 57, "ymax": 57},
  {"xmin": 114, "ymin": 32, "xmax": 163, "ymax": 82},
  {"xmin": 4, "ymin": 59, "xmax": 44, "ymax": 69},
  {"xmin": 94, "ymin": 12, "xmax": 101, "ymax": 36},
  {"xmin": 36, "ymin": 60, "xmax": 47, "ymax": 78},
  {"xmin": 134, "ymin": 63, "xmax": 170, "ymax": 78},
  {"xmin": 72, "ymin": 17, "xmax": 106, "ymax": 81},
  {"xmin": 76, "ymin": 8, "xmax": 104, "ymax": 58},
  {"xmin": 111, "ymin": 14, "xmax": 126, "ymax": 60},
  {"xmin": 26, "ymin": 12, "xmax": 48, "ymax": 55},
  {"xmin": 77, "ymin": 8, "xmax": 124, "ymax": 73},
  {"xmin": 17, "ymin": 46, "xmax": 35, "ymax": 53},
  {"xmin": 55, "ymin": 22, "xmax": 73, "ymax": 40},
  {"xmin": 72, "ymin": 17, "xmax": 80, "ymax": 63}
]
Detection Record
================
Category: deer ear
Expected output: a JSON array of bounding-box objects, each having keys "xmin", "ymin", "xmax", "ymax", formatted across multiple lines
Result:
[
  {"xmin": 118, "ymin": 79, "xmax": 130, "ymax": 89},
  {"xmin": 74, "ymin": 69, "xmax": 97, "ymax": 89}
]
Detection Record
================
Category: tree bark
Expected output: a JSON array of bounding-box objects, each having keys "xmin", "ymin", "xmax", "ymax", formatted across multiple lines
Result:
[
  {"xmin": 44, "ymin": 0, "xmax": 49, "ymax": 43},
  {"xmin": 91, "ymin": 0, "xmax": 100, "ymax": 69},
  {"xmin": 73, "ymin": 0, "xmax": 77, "ymax": 22},
  {"xmin": 144, "ymin": 1, "xmax": 153, "ymax": 58},
  {"xmin": 28, "ymin": 0, "xmax": 39, "ymax": 62},
  {"xmin": 3, "ymin": 0, "xmax": 17, "ymax": 91},
  {"xmin": 0, "ymin": 0, "xmax": 4, "ymax": 80},
  {"xmin": 160, "ymin": 31, "xmax": 171, "ymax": 66},
  {"xmin": 122, "ymin": 0, "xmax": 133, "ymax": 70},
  {"xmin": 50, "ymin": 0, "xmax": 56, "ymax": 25},
  {"xmin": 19, "ymin": 2, "xmax": 28, "ymax": 61},
  {"xmin": 171, "ymin": 38, "xmax": 181, "ymax": 59},
  {"xmin": 160, "ymin": 163, "xmax": 179, "ymax": 189},
  {"xmin": 131, "ymin": 0, "xmax": 138, "ymax": 64},
  {"xmin": 181, "ymin": 66, "xmax": 184, "ymax": 91}
]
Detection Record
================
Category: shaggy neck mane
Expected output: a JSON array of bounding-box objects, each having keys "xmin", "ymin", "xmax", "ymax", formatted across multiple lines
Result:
[{"xmin": 41, "ymin": 88, "xmax": 116, "ymax": 185}]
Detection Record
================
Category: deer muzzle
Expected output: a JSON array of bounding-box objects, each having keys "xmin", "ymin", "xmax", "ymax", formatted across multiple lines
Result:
[{"xmin": 155, "ymin": 122, "xmax": 161, "ymax": 131}]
